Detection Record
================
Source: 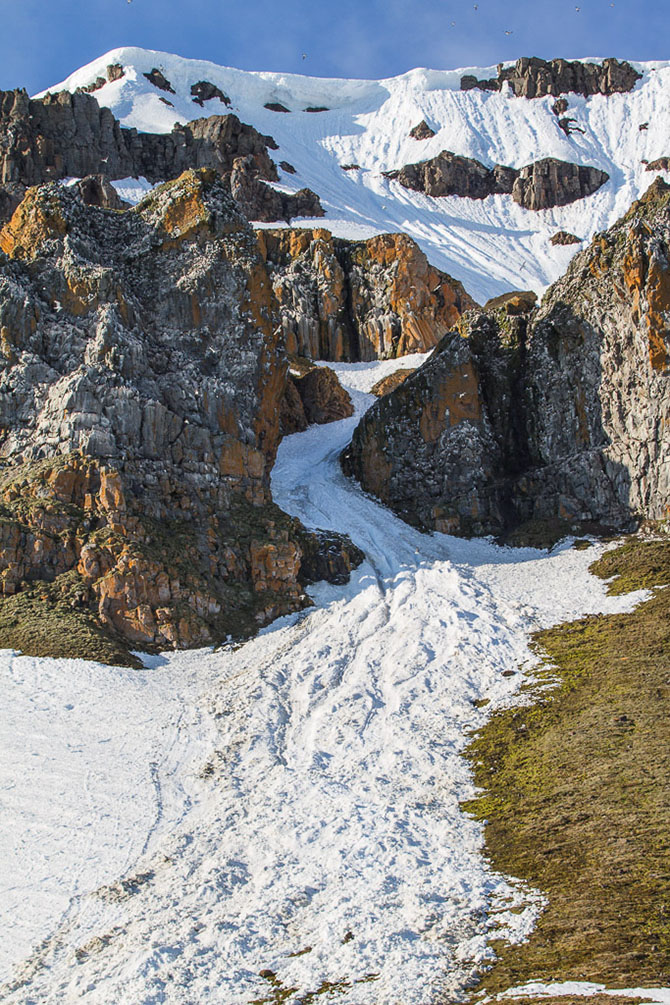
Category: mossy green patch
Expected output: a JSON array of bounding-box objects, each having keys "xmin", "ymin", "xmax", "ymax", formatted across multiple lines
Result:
[
  {"xmin": 0, "ymin": 570, "xmax": 140, "ymax": 667},
  {"xmin": 464, "ymin": 537, "xmax": 670, "ymax": 995}
]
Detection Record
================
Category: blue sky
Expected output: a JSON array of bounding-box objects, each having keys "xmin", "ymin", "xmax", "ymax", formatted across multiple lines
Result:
[{"xmin": 0, "ymin": 0, "xmax": 668, "ymax": 92}]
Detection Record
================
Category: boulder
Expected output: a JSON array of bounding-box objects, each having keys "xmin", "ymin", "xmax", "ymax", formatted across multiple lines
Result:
[
  {"xmin": 293, "ymin": 366, "xmax": 353, "ymax": 424},
  {"xmin": 191, "ymin": 80, "xmax": 230, "ymax": 106}
]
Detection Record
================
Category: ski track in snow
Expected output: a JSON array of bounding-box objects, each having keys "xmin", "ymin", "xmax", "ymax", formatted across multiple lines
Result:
[
  {"xmin": 0, "ymin": 356, "xmax": 652, "ymax": 1005},
  {"xmin": 43, "ymin": 47, "xmax": 670, "ymax": 302}
]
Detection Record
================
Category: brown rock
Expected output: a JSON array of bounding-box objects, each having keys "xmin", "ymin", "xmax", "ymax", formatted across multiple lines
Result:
[
  {"xmin": 409, "ymin": 120, "xmax": 436, "ymax": 140},
  {"xmin": 258, "ymin": 227, "xmax": 477, "ymax": 362},
  {"xmin": 293, "ymin": 366, "xmax": 353, "ymax": 424},
  {"xmin": 484, "ymin": 290, "xmax": 538, "ymax": 314},
  {"xmin": 646, "ymin": 157, "xmax": 670, "ymax": 172},
  {"xmin": 370, "ymin": 368, "xmax": 416, "ymax": 396},
  {"xmin": 550, "ymin": 230, "xmax": 582, "ymax": 246},
  {"xmin": 264, "ymin": 102, "xmax": 290, "ymax": 113},
  {"xmin": 461, "ymin": 57, "xmax": 641, "ymax": 98}
]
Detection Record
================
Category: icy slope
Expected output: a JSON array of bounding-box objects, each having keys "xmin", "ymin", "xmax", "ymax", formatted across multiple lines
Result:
[
  {"xmin": 0, "ymin": 357, "xmax": 646, "ymax": 1005},
  {"xmin": 43, "ymin": 47, "xmax": 670, "ymax": 301}
]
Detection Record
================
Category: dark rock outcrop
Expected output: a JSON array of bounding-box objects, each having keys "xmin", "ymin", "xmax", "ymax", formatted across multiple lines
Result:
[
  {"xmin": 191, "ymin": 81, "xmax": 230, "ymax": 106},
  {"xmin": 229, "ymin": 155, "xmax": 324, "ymax": 222},
  {"xmin": 647, "ymin": 157, "xmax": 670, "ymax": 172},
  {"xmin": 550, "ymin": 230, "xmax": 581, "ymax": 246},
  {"xmin": 73, "ymin": 175, "xmax": 129, "ymax": 210},
  {"xmin": 461, "ymin": 57, "xmax": 641, "ymax": 98},
  {"xmin": 483, "ymin": 290, "xmax": 537, "ymax": 314},
  {"xmin": 143, "ymin": 68, "xmax": 175, "ymax": 93},
  {"xmin": 0, "ymin": 170, "xmax": 360, "ymax": 659},
  {"xmin": 0, "ymin": 88, "xmax": 323, "ymax": 225},
  {"xmin": 258, "ymin": 227, "xmax": 478, "ymax": 361},
  {"xmin": 80, "ymin": 63, "xmax": 125, "ymax": 94},
  {"xmin": 409, "ymin": 120, "xmax": 436, "ymax": 141},
  {"xmin": 265, "ymin": 102, "xmax": 290, "ymax": 113},
  {"xmin": 293, "ymin": 366, "xmax": 353, "ymax": 424},
  {"xmin": 512, "ymin": 159, "xmax": 609, "ymax": 210},
  {"xmin": 385, "ymin": 150, "xmax": 609, "ymax": 210},
  {"xmin": 342, "ymin": 178, "xmax": 670, "ymax": 538},
  {"xmin": 0, "ymin": 88, "xmax": 277, "ymax": 188}
]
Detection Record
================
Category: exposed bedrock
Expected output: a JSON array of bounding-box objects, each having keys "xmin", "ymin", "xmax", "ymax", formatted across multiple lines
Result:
[
  {"xmin": 258, "ymin": 227, "xmax": 478, "ymax": 362},
  {"xmin": 385, "ymin": 151, "xmax": 609, "ymax": 210},
  {"xmin": 342, "ymin": 179, "xmax": 670, "ymax": 538},
  {"xmin": 280, "ymin": 364, "xmax": 354, "ymax": 436},
  {"xmin": 461, "ymin": 56, "xmax": 642, "ymax": 98},
  {"xmin": 0, "ymin": 170, "xmax": 360, "ymax": 659},
  {"xmin": 0, "ymin": 87, "xmax": 322, "ymax": 225}
]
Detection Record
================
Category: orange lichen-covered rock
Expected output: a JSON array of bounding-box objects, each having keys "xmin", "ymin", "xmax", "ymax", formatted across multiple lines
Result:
[
  {"xmin": 343, "ymin": 178, "xmax": 670, "ymax": 538},
  {"xmin": 0, "ymin": 170, "xmax": 362, "ymax": 661},
  {"xmin": 259, "ymin": 226, "xmax": 477, "ymax": 362}
]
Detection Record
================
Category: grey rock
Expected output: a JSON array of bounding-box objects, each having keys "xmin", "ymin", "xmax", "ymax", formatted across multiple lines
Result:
[
  {"xmin": 461, "ymin": 56, "xmax": 641, "ymax": 98},
  {"xmin": 342, "ymin": 178, "xmax": 670, "ymax": 537}
]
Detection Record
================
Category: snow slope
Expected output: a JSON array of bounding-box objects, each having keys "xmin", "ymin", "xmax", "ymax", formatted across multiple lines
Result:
[
  {"xmin": 0, "ymin": 357, "xmax": 648, "ymax": 1005},
  {"xmin": 42, "ymin": 47, "xmax": 670, "ymax": 302}
]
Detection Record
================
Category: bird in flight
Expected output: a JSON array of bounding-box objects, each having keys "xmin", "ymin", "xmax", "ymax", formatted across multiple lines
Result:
[{"xmin": 504, "ymin": 29, "xmax": 513, "ymax": 34}]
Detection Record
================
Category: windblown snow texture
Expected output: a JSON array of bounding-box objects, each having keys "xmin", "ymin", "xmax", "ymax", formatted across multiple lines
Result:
[{"xmin": 44, "ymin": 47, "xmax": 670, "ymax": 302}]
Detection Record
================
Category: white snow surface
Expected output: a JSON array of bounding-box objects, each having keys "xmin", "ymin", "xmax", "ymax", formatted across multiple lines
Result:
[
  {"xmin": 41, "ymin": 47, "xmax": 670, "ymax": 302},
  {"xmin": 0, "ymin": 359, "xmax": 651, "ymax": 1004},
  {"xmin": 494, "ymin": 982, "xmax": 670, "ymax": 1005}
]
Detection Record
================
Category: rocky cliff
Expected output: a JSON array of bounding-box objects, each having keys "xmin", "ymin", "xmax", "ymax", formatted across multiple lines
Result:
[
  {"xmin": 385, "ymin": 152, "xmax": 609, "ymax": 211},
  {"xmin": 0, "ymin": 86, "xmax": 322, "ymax": 225},
  {"xmin": 258, "ymin": 228, "xmax": 477, "ymax": 361},
  {"xmin": 461, "ymin": 56, "xmax": 642, "ymax": 98},
  {"xmin": 342, "ymin": 178, "xmax": 670, "ymax": 539},
  {"xmin": 0, "ymin": 169, "xmax": 357, "ymax": 663}
]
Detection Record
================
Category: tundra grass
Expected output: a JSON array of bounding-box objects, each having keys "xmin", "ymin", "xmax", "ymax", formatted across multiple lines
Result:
[{"xmin": 464, "ymin": 538, "xmax": 670, "ymax": 996}]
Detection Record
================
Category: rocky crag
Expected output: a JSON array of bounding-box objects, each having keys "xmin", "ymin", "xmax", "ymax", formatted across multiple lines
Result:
[
  {"xmin": 259, "ymin": 228, "xmax": 477, "ymax": 361},
  {"xmin": 342, "ymin": 178, "xmax": 670, "ymax": 539},
  {"xmin": 461, "ymin": 56, "xmax": 642, "ymax": 98},
  {"xmin": 385, "ymin": 152, "xmax": 609, "ymax": 211},
  {"xmin": 0, "ymin": 84, "xmax": 322, "ymax": 225},
  {"xmin": 0, "ymin": 169, "xmax": 358, "ymax": 662}
]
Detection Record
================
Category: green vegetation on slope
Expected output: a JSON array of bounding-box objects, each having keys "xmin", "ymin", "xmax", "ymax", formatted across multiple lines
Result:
[{"xmin": 464, "ymin": 538, "xmax": 670, "ymax": 995}]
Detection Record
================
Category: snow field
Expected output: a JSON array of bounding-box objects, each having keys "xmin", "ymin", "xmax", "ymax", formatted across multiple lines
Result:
[
  {"xmin": 0, "ymin": 356, "xmax": 649, "ymax": 1004},
  {"xmin": 43, "ymin": 47, "xmax": 670, "ymax": 302}
]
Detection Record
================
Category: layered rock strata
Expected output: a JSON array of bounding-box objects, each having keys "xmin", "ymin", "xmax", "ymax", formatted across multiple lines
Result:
[
  {"xmin": 385, "ymin": 152, "xmax": 609, "ymax": 210},
  {"xmin": 0, "ymin": 87, "xmax": 322, "ymax": 224},
  {"xmin": 461, "ymin": 57, "xmax": 641, "ymax": 98},
  {"xmin": 0, "ymin": 170, "xmax": 357, "ymax": 659},
  {"xmin": 258, "ymin": 227, "xmax": 477, "ymax": 361},
  {"xmin": 342, "ymin": 179, "xmax": 670, "ymax": 538}
]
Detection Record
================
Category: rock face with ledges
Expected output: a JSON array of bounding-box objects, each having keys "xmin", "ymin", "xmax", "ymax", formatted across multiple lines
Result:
[
  {"xmin": 258, "ymin": 228, "xmax": 477, "ymax": 361},
  {"xmin": 386, "ymin": 151, "xmax": 609, "ymax": 211},
  {"xmin": 342, "ymin": 179, "xmax": 670, "ymax": 538},
  {"xmin": 0, "ymin": 169, "xmax": 359, "ymax": 658},
  {"xmin": 0, "ymin": 87, "xmax": 323, "ymax": 225},
  {"xmin": 461, "ymin": 56, "xmax": 641, "ymax": 98}
]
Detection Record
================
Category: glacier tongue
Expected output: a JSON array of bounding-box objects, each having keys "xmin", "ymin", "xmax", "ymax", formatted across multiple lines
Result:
[{"xmin": 0, "ymin": 357, "xmax": 647, "ymax": 1004}]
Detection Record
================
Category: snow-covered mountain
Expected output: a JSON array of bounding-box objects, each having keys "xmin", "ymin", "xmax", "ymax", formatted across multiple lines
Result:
[{"xmin": 43, "ymin": 46, "xmax": 670, "ymax": 301}]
